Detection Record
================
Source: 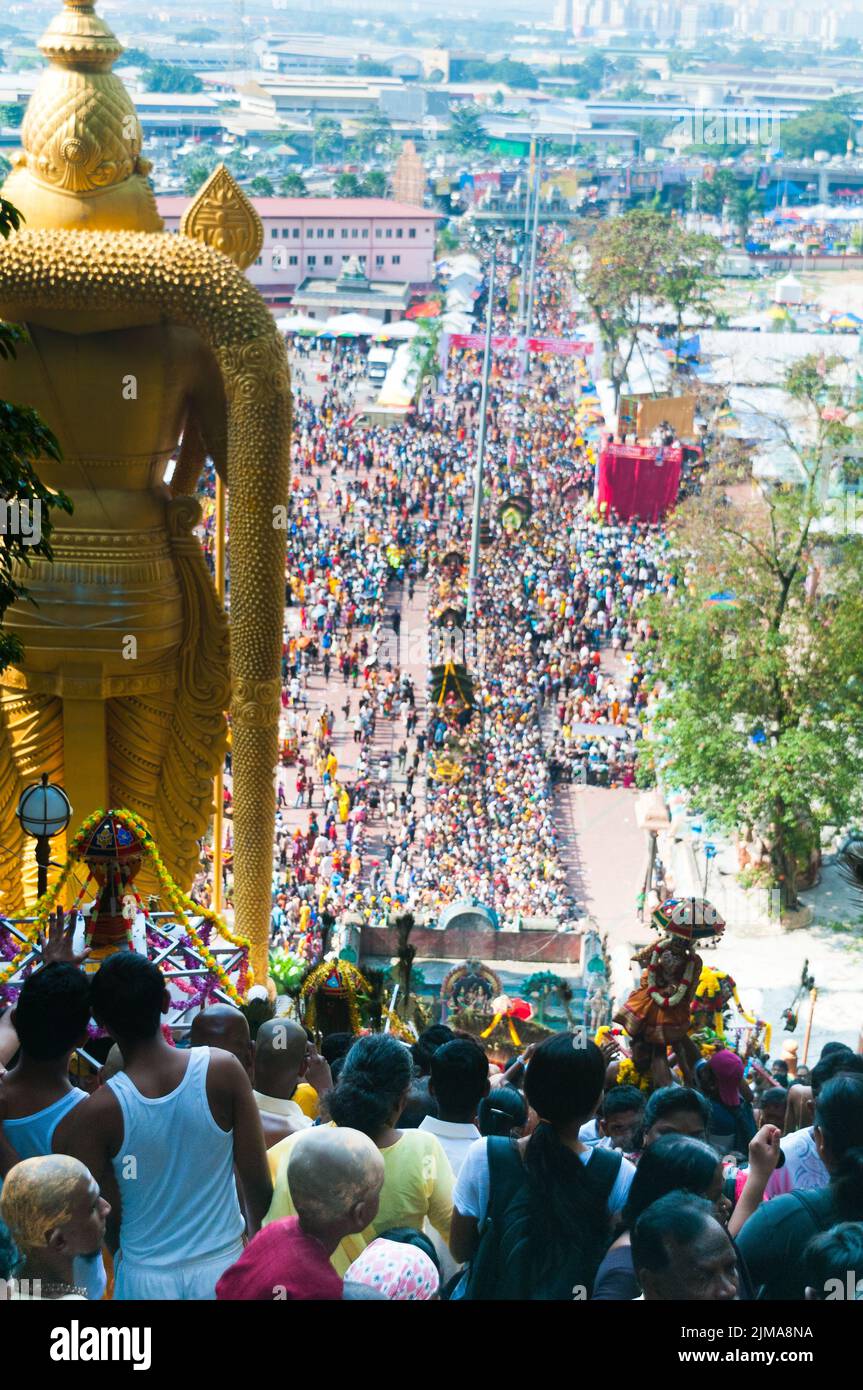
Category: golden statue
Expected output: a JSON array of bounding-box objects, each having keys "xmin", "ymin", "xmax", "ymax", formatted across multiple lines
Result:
[{"xmin": 0, "ymin": 0, "xmax": 290, "ymax": 982}]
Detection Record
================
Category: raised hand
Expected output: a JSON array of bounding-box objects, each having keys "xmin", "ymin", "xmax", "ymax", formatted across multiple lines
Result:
[{"xmin": 40, "ymin": 906, "xmax": 91, "ymax": 969}]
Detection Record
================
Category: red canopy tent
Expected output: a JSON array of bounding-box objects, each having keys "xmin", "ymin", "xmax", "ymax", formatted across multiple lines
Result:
[{"xmin": 596, "ymin": 442, "xmax": 682, "ymax": 522}]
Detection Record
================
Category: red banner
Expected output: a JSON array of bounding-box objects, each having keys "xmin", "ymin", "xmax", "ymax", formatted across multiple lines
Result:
[
  {"xmin": 448, "ymin": 334, "xmax": 593, "ymax": 356},
  {"xmin": 596, "ymin": 443, "xmax": 682, "ymax": 522},
  {"xmin": 528, "ymin": 336, "xmax": 594, "ymax": 356}
]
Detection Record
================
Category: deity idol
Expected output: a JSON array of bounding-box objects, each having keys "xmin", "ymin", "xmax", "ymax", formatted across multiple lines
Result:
[{"xmin": 0, "ymin": 0, "xmax": 290, "ymax": 981}]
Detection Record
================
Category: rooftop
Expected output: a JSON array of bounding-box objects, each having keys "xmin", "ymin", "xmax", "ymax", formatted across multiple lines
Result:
[{"xmin": 156, "ymin": 197, "xmax": 439, "ymax": 220}]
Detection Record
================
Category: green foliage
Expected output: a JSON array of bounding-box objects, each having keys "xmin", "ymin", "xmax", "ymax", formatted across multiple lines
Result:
[
  {"xmin": 249, "ymin": 174, "xmax": 274, "ymax": 196},
  {"xmin": 446, "ymin": 105, "xmax": 488, "ymax": 154},
  {"xmin": 145, "ymin": 62, "xmax": 204, "ymax": 94},
  {"xmin": 781, "ymin": 103, "xmax": 856, "ymax": 159},
  {"xmin": 576, "ymin": 207, "xmax": 719, "ymax": 404},
  {"xmin": 0, "ymin": 197, "xmax": 74, "ymax": 674},
  {"xmin": 313, "ymin": 116, "xmax": 343, "ymax": 162},
  {"xmin": 118, "ymin": 47, "xmax": 153, "ymax": 68},
  {"xmin": 268, "ymin": 948, "xmax": 309, "ymax": 996},
  {"xmin": 183, "ymin": 157, "xmax": 216, "ymax": 196},
  {"xmin": 408, "ymin": 317, "xmax": 444, "ymax": 395},
  {"xmin": 642, "ymin": 355, "xmax": 863, "ymax": 906},
  {"xmin": 361, "ymin": 170, "xmax": 386, "ymax": 197},
  {"xmin": 334, "ymin": 172, "xmax": 361, "ymax": 197},
  {"xmin": 350, "ymin": 113, "xmax": 393, "ymax": 160},
  {"xmin": 459, "ymin": 57, "xmax": 538, "ymax": 88},
  {"xmin": 280, "ymin": 171, "xmax": 308, "ymax": 196},
  {"xmin": 178, "ymin": 27, "xmax": 219, "ymax": 44}
]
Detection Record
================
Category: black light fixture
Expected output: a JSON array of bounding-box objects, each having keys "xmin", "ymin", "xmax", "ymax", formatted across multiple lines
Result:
[{"xmin": 17, "ymin": 772, "xmax": 72, "ymax": 899}]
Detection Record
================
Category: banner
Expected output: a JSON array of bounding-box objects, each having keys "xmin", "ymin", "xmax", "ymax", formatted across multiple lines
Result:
[{"xmin": 448, "ymin": 334, "xmax": 593, "ymax": 356}]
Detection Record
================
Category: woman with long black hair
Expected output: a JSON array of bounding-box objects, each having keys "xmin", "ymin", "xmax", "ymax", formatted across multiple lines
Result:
[{"xmin": 450, "ymin": 1035, "xmax": 635, "ymax": 1299}]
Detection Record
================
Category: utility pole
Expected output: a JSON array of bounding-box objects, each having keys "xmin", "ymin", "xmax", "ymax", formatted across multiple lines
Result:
[
  {"xmin": 466, "ymin": 245, "xmax": 497, "ymax": 628},
  {"xmin": 515, "ymin": 134, "xmax": 535, "ymax": 330},
  {"xmin": 519, "ymin": 143, "xmax": 543, "ymax": 380}
]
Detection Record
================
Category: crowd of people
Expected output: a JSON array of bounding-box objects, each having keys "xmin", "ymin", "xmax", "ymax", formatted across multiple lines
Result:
[{"xmin": 1, "ymin": 930, "xmax": 861, "ymax": 1303}]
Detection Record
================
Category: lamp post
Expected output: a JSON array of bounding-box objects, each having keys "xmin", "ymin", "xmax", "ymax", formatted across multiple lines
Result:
[{"xmin": 17, "ymin": 772, "xmax": 72, "ymax": 899}]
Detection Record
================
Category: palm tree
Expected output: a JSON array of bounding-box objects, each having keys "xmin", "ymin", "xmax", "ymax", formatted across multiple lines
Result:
[{"xmin": 730, "ymin": 187, "xmax": 760, "ymax": 248}]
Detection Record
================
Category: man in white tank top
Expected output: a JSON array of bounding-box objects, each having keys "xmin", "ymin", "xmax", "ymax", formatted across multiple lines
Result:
[{"xmin": 58, "ymin": 953, "xmax": 273, "ymax": 1300}]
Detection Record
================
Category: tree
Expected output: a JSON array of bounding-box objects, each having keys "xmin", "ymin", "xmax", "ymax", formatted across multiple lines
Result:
[
  {"xmin": 249, "ymin": 175, "xmax": 274, "ymax": 197},
  {"xmin": 781, "ymin": 104, "xmax": 855, "ymax": 158},
  {"xmin": 351, "ymin": 112, "xmax": 393, "ymax": 160},
  {"xmin": 729, "ymin": 186, "xmax": 761, "ymax": 248},
  {"xmin": 312, "ymin": 116, "xmax": 343, "ymax": 163},
  {"xmin": 661, "ymin": 228, "xmax": 722, "ymax": 366},
  {"xmin": 280, "ymin": 172, "xmax": 308, "ymax": 196},
  {"xmin": 360, "ymin": 170, "xmax": 386, "ymax": 198},
  {"xmin": 334, "ymin": 172, "xmax": 361, "ymax": 197},
  {"xmin": 119, "ymin": 47, "xmax": 153, "ymax": 68},
  {"xmin": 178, "ymin": 27, "xmax": 219, "ymax": 43},
  {"xmin": 0, "ymin": 197, "xmax": 73, "ymax": 674},
  {"xmin": 145, "ymin": 63, "xmax": 204, "ymax": 94},
  {"xmin": 408, "ymin": 317, "xmax": 443, "ymax": 395},
  {"xmin": 0, "ymin": 103, "xmax": 24, "ymax": 128},
  {"xmin": 694, "ymin": 169, "xmax": 738, "ymax": 216},
  {"xmin": 575, "ymin": 207, "xmax": 669, "ymax": 407},
  {"xmin": 446, "ymin": 104, "xmax": 487, "ymax": 154},
  {"xmin": 183, "ymin": 157, "xmax": 217, "ymax": 196},
  {"xmin": 641, "ymin": 355, "xmax": 863, "ymax": 909}
]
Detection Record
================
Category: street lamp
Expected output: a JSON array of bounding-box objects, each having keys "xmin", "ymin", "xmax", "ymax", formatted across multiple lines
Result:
[{"xmin": 17, "ymin": 772, "xmax": 72, "ymax": 899}]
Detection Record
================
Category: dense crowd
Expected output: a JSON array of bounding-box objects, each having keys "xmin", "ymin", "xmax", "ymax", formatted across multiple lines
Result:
[{"xmin": 1, "ymin": 935, "xmax": 861, "ymax": 1303}]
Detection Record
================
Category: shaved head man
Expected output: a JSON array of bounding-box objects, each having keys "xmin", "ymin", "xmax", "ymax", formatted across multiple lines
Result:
[
  {"xmin": 217, "ymin": 1128, "xmax": 383, "ymax": 1300},
  {"xmin": 1, "ymin": 1155, "xmax": 110, "ymax": 1300},
  {"xmin": 252, "ymin": 1020, "xmax": 316, "ymax": 1148},
  {"xmin": 190, "ymin": 1006, "xmax": 253, "ymax": 1079}
]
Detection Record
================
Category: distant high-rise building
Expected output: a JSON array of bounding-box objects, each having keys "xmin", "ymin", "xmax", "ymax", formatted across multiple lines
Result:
[{"xmin": 553, "ymin": 0, "xmax": 575, "ymax": 29}]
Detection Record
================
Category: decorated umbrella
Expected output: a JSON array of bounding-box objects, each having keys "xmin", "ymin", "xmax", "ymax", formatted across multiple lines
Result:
[{"xmin": 652, "ymin": 896, "xmax": 725, "ymax": 942}]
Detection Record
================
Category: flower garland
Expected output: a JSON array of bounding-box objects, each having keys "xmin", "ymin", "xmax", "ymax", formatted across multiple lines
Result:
[
  {"xmin": 299, "ymin": 959, "xmax": 370, "ymax": 1035},
  {"xmin": 647, "ymin": 940, "xmax": 697, "ymax": 1009},
  {"xmin": 0, "ymin": 807, "xmax": 252, "ymax": 1004},
  {"xmin": 615, "ymin": 1056, "xmax": 652, "ymax": 1095}
]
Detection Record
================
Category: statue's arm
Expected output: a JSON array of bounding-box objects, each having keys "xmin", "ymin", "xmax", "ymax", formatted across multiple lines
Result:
[{"xmin": 171, "ymin": 339, "xmax": 228, "ymax": 496}]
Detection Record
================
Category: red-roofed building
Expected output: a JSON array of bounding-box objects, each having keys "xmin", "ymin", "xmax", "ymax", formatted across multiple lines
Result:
[{"xmin": 156, "ymin": 196, "xmax": 440, "ymax": 308}]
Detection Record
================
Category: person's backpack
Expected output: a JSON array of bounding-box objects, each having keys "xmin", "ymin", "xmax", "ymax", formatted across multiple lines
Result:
[{"xmin": 462, "ymin": 1138, "xmax": 622, "ymax": 1301}]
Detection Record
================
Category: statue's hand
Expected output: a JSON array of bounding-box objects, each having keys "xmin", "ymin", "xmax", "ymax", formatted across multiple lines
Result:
[{"xmin": 40, "ymin": 906, "xmax": 91, "ymax": 969}]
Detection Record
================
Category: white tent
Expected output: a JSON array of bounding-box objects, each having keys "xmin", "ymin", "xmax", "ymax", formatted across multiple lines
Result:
[
  {"xmin": 277, "ymin": 314, "xmax": 321, "ymax": 334},
  {"xmin": 774, "ymin": 273, "xmax": 804, "ymax": 306},
  {"xmin": 373, "ymin": 319, "xmax": 418, "ymax": 341},
  {"xmin": 324, "ymin": 313, "xmax": 381, "ymax": 336},
  {"xmin": 441, "ymin": 312, "xmax": 474, "ymax": 334}
]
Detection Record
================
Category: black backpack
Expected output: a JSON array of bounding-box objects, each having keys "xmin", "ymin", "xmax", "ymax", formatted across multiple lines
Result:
[{"xmin": 462, "ymin": 1138, "xmax": 622, "ymax": 1301}]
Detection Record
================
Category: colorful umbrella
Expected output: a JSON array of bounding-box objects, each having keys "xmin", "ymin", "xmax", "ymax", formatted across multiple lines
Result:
[{"xmin": 652, "ymin": 897, "xmax": 726, "ymax": 942}]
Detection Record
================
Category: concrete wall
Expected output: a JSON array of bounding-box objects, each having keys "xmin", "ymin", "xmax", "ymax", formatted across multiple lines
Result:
[{"xmin": 361, "ymin": 924, "xmax": 583, "ymax": 964}]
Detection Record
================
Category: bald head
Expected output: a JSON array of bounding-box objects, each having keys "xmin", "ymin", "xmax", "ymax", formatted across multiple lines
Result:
[
  {"xmin": 288, "ymin": 1127, "xmax": 384, "ymax": 1239},
  {"xmin": 190, "ymin": 1005, "xmax": 252, "ymax": 1072},
  {"xmin": 1, "ymin": 1156, "xmax": 96, "ymax": 1251},
  {"xmin": 254, "ymin": 1019, "xmax": 308, "ymax": 1099}
]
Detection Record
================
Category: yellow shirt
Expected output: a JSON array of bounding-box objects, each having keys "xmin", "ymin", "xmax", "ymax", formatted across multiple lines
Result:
[
  {"xmin": 293, "ymin": 1082, "xmax": 318, "ymax": 1119},
  {"xmin": 264, "ymin": 1126, "xmax": 454, "ymax": 1275}
]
